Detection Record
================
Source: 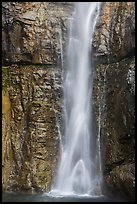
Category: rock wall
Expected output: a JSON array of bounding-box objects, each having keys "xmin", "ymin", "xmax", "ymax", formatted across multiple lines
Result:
[
  {"xmin": 2, "ymin": 2, "xmax": 135, "ymax": 201},
  {"xmin": 93, "ymin": 2, "xmax": 135, "ymax": 201},
  {"xmin": 2, "ymin": 65, "xmax": 63, "ymax": 192},
  {"xmin": 2, "ymin": 2, "xmax": 73, "ymax": 193},
  {"xmin": 2, "ymin": 2, "xmax": 73, "ymax": 65}
]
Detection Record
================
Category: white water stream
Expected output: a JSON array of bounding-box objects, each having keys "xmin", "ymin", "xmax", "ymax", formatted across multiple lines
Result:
[{"xmin": 51, "ymin": 2, "xmax": 102, "ymax": 196}]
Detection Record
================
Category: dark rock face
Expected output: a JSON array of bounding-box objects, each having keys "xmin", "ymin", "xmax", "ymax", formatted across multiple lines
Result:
[
  {"xmin": 94, "ymin": 58, "xmax": 135, "ymax": 200},
  {"xmin": 93, "ymin": 2, "xmax": 135, "ymax": 201},
  {"xmin": 93, "ymin": 2, "xmax": 135, "ymax": 64},
  {"xmin": 2, "ymin": 2, "xmax": 135, "ymax": 201}
]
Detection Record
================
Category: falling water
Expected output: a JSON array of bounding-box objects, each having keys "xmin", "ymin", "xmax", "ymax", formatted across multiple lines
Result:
[{"xmin": 51, "ymin": 2, "xmax": 102, "ymax": 196}]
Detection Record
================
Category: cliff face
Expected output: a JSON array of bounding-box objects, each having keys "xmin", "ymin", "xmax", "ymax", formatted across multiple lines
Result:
[
  {"xmin": 2, "ymin": 2, "xmax": 72, "ymax": 192},
  {"xmin": 93, "ymin": 2, "xmax": 135, "ymax": 201},
  {"xmin": 2, "ymin": 65, "xmax": 63, "ymax": 192},
  {"xmin": 2, "ymin": 2, "xmax": 135, "ymax": 200},
  {"xmin": 2, "ymin": 2, "xmax": 73, "ymax": 65}
]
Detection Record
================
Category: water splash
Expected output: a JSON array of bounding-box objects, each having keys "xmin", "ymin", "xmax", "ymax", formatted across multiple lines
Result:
[{"xmin": 51, "ymin": 2, "xmax": 102, "ymax": 196}]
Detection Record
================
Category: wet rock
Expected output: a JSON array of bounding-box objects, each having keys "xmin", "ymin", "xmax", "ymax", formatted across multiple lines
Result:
[
  {"xmin": 93, "ymin": 56, "xmax": 135, "ymax": 201},
  {"xmin": 105, "ymin": 163, "xmax": 135, "ymax": 201},
  {"xmin": 2, "ymin": 2, "xmax": 73, "ymax": 65},
  {"xmin": 93, "ymin": 2, "xmax": 135, "ymax": 199},
  {"xmin": 2, "ymin": 2, "xmax": 135, "ymax": 200},
  {"xmin": 2, "ymin": 65, "xmax": 62, "ymax": 192},
  {"xmin": 93, "ymin": 2, "xmax": 135, "ymax": 64}
]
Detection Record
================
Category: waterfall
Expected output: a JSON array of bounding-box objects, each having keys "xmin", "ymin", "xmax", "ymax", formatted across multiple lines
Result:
[{"xmin": 51, "ymin": 2, "xmax": 102, "ymax": 196}]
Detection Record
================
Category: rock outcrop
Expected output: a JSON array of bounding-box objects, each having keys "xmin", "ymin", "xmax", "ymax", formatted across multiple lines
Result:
[
  {"xmin": 2, "ymin": 2, "xmax": 72, "ymax": 65},
  {"xmin": 93, "ymin": 2, "xmax": 135, "ymax": 201},
  {"xmin": 2, "ymin": 2, "xmax": 135, "ymax": 201}
]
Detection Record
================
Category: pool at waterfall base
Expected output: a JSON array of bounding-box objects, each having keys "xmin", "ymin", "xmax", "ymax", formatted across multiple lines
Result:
[{"xmin": 2, "ymin": 192, "xmax": 129, "ymax": 202}]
